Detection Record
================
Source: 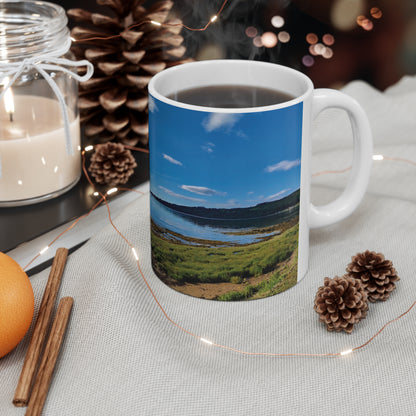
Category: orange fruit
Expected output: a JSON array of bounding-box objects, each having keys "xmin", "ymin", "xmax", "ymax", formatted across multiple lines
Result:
[{"xmin": 0, "ymin": 252, "xmax": 34, "ymax": 358}]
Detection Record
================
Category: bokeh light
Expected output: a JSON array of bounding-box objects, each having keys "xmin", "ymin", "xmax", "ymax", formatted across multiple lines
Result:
[
  {"xmin": 302, "ymin": 55, "xmax": 315, "ymax": 67},
  {"xmin": 362, "ymin": 20, "xmax": 374, "ymax": 31},
  {"xmin": 261, "ymin": 32, "xmax": 278, "ymax": 48},
  {"xmin": 356, "ymin": 15, "xmax": 374, "ymax": 31},
  {"xmin": 402, "ymin": 17, "xmax": 416, "ymax": 73},
  {"xmin": 356, "ymin": 15, "xmax": 367, "ymax": 26},
  {"xmin": 322, "ymin": 47, "xmax": 334, "ymax": 59},
  {"xmin": 370, "ymin": 7, "xmax": 383, "ymax": 19},
  {"xmin": 306, "ymin": 33, "xmax": 318, "ymax": 45},
  {"xmin": 196, "ymin": 44, "xmax": 226, "ymax": 61},
  {"xmin": 253, "ymin": 36, "xmax": 263, "ymax": 48},
  {"xmin": 309, "ymin": 45, "xmax": 318, "ymax": 56},
  {"xmin": 331, "ymin": 0, "xmax": 365, "ymax": 31},
  {"xmin": 278, "ymin": 31, "xmax": 291, "ymax": 43},
  {"xmin": 308, "ymin": 39, "xmax": 334, "ymax": 59},
  {"xmin": 322, "ymin": 34, "xmax": 335, "ymax": 46},
  {"xmin": 314, "ymin": 43, "xmax": 326, "ymax": 55},
  {"xmin": 245, "ymin": 26, "xmax": 258, "ymax": 38},
  {"xmin": 271, "ymin": 15, "xmax": 285, "ymax": 28}
]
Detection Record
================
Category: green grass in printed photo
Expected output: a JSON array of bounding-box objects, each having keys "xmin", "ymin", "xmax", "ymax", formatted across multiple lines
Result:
[{"xmin": 151, "ymin": 220, "xmax": 299, "ymax": 301}]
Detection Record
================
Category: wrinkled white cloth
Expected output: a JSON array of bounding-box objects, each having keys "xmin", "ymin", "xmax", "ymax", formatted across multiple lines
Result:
[{"xmin": 1, "ymin": 76, "xmax": 416, "ymax": 416}]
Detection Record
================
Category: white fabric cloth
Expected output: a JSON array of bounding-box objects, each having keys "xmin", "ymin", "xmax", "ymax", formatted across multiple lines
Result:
[{"xmin": 1, "ymin": 76, "xmax": 416, "ymax": 415}]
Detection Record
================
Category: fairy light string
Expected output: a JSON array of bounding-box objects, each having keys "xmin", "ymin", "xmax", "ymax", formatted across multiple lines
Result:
[
  {"xmin": 17, "ymin": 144, "xmax": 416, "ymax": 359},
  {"xmin": 22, "ymin": 194, "xmax": 106, "ymax": 271},
  {"xmin": 313, "ymin": 154, "xmax": 416, "ymax": 177},
  {"xmin": 82, "ymin": 150, "xmax": 349, "ymax": 356},
  {"xmin": 15, "ymin": 0, "xmax": 413, "ymax": 358},
  {"xmin": 71, "ymin": 0, "xmax": 230, "ymax": 43}
]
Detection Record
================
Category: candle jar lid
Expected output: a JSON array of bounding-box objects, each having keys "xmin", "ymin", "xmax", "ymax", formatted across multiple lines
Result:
[
  {"xmin": 0, "ymin": 1, "xmax": 85, "ymax": 207},
  {"xmin": 0, "ymin": 1, "xmax": 70, "ymax": 62}
]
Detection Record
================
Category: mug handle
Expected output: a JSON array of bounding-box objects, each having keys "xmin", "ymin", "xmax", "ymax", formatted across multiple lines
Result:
[{"xmin": 309, "ymin": 89, "xmax": 373, "ymax": 229}]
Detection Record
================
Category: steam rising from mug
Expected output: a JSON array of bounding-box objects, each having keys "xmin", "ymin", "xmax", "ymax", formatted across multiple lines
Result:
[{"xmin": 175, "ymin": 0, "xmax": 290, "ymax": 61}]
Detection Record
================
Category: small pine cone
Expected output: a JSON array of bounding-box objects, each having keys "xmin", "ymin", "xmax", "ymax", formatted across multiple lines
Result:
[
  {"xmin": 346, "ymin": 250, "xmax": 400, "ymax": 302},
  {"xmin": 314, "ymin": 276, "xmax": 368, "ymax": 334},
  {"xmin": 88, "ymin": 142, "xmax": 137, "ymax": 186}
]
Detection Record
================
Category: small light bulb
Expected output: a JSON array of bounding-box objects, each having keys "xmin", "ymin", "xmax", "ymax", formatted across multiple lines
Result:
[
  {"xmin": 151, "ymin": 20, "xmax": 162, "ymax": 26},
  {"xmin": 210, "ymin": 15, "xmax": 218, "ymax": 22},
  {"xmin": 372, "ymin": 154, "xmax": 384, "ymax": 161},
  {"xmin": 340, "ymin": 349, "xmax": 353, "ymax": 356},
  {"xmin": 84, "ymin": 145, "xmax": 94, "ymax": 152},
  {"xmin": 70, "ymin": 36, "xmax": 76, "ymax": 42},
  {"xmin": 107, "ymin": 187, "xmax": 118, "ymax": 195},
  {"xmin": 39, "ymin": 246, "xmax": 49, "ymax": 255},
  {"xmin": 200, "ymin": 338, "xmax": 213, "ymax": 345},
  {"xmin": 132, "ymin": 247, "xmax": 139, "ymax": 261},
  {"xmin": 93, "ymin": 191, "xmax": 99, "ymax": 197}
]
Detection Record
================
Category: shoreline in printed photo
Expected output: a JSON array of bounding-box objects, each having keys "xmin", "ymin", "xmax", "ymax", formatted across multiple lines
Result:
[{"xmin": 150, "ymin": 190, "xmax": 300, "ymax": 301}]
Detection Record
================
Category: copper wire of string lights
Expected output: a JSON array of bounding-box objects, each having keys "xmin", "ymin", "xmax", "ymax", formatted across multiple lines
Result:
[
  {"xmin": 71, "ymin": 0, "xmax": 230, "ymax": 43},
  {"xmin": 23, "ymin": 195, "xmax": 106, "ymax": 271},
  {"xmin": 18, "ymin": 145, "xmax": 416, "ymax": 359},
  {"xmin": 312, "ymin": 154, "xmax": 416, "ymax": 177},
  {"xmin": 123, "ymin": 144, "xmax": 149, "ymax": 154}
]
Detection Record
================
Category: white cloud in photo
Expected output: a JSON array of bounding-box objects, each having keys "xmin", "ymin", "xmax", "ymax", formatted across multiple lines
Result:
[
  {"xmin": 181, "ymin": 185, "xmax": 226, "ymax": 197},
  {"xmin": 266, "ymin": 189, "xmax": 291, "ymax": 201},
  {"xmin": 202, "ymin": 113, "xmax": 241, "ymax": 132},
  {"xmin": 235, "ymin": 129, "xmax": 248, "ymax": 139},
  {"xmin": 159, "ymin": 186, "xmax": 205, "ymax": 203},
  {"xmin": 163, "ymin": 153, "xmax": 182, "ymax": 166},
  {"xmin": 202, "ymin": 142, "xmax": 215, "ymax": 153},
  {"xmin": 265, "ymin": 159, "xmax": 301, "ymax": 173},
  {"xmin": 148, "ymin": 96, "xmax": 158, "ymax": 113}
]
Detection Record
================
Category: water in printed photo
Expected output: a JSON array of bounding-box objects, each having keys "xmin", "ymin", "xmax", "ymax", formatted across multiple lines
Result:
[{"xmin": 149, "ymin": 96, "xmax": 303, "ymax": 301}]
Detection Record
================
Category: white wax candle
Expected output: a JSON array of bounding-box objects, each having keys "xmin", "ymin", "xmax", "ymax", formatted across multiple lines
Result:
[{"xmin": 0, "ymin": 95, "xmax": 81, "ymax": 203}]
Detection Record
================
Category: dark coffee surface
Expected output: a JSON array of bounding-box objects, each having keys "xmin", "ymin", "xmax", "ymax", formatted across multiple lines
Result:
[{"xmin": 168, "ymin": 85, "xmax": 294, "ymax": 108}]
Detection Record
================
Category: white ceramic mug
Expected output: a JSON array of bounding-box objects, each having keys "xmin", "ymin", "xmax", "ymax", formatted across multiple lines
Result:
[{"xmin": 148, "ymin": 60, "xmax": 372, "ymax": 301}]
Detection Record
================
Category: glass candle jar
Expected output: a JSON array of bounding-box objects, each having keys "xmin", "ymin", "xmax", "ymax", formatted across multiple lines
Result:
[{"xmin": 0, "ymin": 1, "xmax": 92, "ymax": 206}]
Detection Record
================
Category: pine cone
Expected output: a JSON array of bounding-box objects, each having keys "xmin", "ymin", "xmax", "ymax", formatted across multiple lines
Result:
[
  {"xmin": 68, "ymin": 0, "xmax": 192, "ymax": 147},
  {"xmin": 88, "ymin": 142, "xmax": 137, "ymax": 186},
  {"xmin": 346, "ymin": 250, "xmax": 399, "ymax": 302},
  {"xmin": 314, "ymin": 276, "xmax": 368, "ymax": 334}
]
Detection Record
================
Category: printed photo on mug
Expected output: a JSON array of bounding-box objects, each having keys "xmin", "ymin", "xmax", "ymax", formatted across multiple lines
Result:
[{"xmin": 150, "ymin": 96, "xmax": 302, "ymax": 301}]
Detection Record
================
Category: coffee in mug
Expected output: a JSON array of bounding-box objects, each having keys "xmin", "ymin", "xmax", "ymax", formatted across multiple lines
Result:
[{"xmin": 167, "ymin": 85, "xmax": 294, "ymax": 108}]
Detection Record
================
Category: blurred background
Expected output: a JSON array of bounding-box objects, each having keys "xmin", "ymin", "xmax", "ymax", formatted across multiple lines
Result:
[{"xmin": 63, "ymin": 0, "xmax": 416, "ymax": 90}]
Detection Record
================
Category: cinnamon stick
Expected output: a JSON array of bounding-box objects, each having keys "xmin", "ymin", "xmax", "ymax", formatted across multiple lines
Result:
[
  {"xmin": 13, "ymin": 248, "xmax": 69, "ymax": 407},
  {"xmin": 26, "ymin": 297, "xmax": 74, "ymax": 416}
]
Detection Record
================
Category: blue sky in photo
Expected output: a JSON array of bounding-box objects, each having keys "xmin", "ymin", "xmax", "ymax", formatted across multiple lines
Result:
[{"xmin": 149, "ymin": 95, "xmax": 303, "ymax": 209}]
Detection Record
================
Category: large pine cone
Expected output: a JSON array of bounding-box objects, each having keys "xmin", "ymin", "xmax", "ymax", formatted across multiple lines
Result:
[
  {"xmin": 68, "ymin": 0, "xmax": 191, "ymax": 147},
  {"xmin": 314, "ymin": 276, "xmax": 368, "ymax": 334},
  {"xmin": 346, "ymin": 250, "xmax": 400, "ymax": 302}
]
